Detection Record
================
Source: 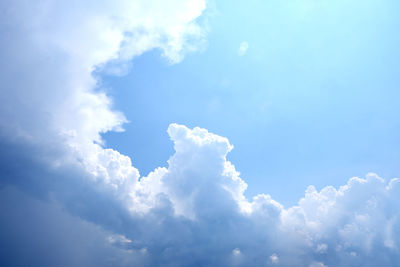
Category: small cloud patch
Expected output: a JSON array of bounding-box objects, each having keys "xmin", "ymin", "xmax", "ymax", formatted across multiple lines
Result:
[{"xmin": 238, "ymin": 41, "xmax": 249, "ymax": 56}]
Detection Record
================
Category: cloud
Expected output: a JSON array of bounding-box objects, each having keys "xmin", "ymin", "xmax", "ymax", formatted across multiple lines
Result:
[
  {"xmin": 0, "ymin": 1, "xmax": 400, "ymax": 267},
  {"xmin": 309, "ymin": 262, "xmax": 328, "ymax": 267},
  {"xmin": 0, "ymin": 187, "xmax": 145, "ymax": 267},
  {"xmin": 2, "ymin": 123, "xmax": 400, "ymax": 266},
  {"xmin": 238, "ymin": 41, "xmax": 249, "ymax": 56},
  {"xmin": 270, "ymin": 253, "xmax": 279, "ymax": 264},
  {"xmin": 0, "ymin": 0, "xmax": 207, "ymax": 151}
]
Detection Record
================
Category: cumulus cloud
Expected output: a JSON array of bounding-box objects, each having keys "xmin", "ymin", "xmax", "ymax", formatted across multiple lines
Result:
[
  {"xmin": 0, "ymin": 1, "xmax": 400, "ymax": 267},
  {"xmin": 2, "ymin": 123, "xmax": 400, "ymax": 266}
]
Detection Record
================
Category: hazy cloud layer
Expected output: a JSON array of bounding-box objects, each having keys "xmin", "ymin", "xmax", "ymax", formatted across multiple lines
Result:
[{"xmin": 0, "ymin": 1, "xmax": 399, "ymax": 266}]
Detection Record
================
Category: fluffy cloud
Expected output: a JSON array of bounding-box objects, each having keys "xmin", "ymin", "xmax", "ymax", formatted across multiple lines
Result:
[
  {"xmin": 0, "ymin": 0, "xmax": 207, "ymax": 216},
  {"xmin": 0, "ymin": 0, "xmax": 207, "ymax": 151},
  {"xmin": 0, "ymin": 1, "xmax": 400, "ymax": 267},
  {"xmin": 2, "ymin": 121, "xmax": 399, "ymax": 266}
]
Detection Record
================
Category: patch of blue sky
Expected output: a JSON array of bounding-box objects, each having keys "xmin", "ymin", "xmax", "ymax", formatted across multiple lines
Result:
[{"xmin": 102, "ymin": 0, "xmax": 400, "ymax": 206}]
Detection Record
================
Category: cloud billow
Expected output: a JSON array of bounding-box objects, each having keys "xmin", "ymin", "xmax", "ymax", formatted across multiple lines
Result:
[{"xmin": 0, "ymin": 1, "xmax": 399, "ymax": 266}]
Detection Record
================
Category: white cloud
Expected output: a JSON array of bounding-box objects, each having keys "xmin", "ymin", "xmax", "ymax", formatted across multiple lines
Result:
[
  {"xmin": 0, "ymin": 0, "xmax": 207, "ymax": 211},
  {"xmin": 0, "ymin": 1, "xmax": 400, "ymax": 266},
  {"xmin": 232, "ymin": 248, "xmax": 241, "ymax": 256},
  {"xmin": 3, "ymin": 121, "xmax": 400, "ymax": 266},
  {"xmin": 270, "ymin": 253, "xmax": 279, "ymax": 264},
  {"xmin": 310, "ymin": 262, "xmax": 328, "ymax": 267},
  {"xmin": 238, "ymin": 41, "xmax": 249, "ymax": 56},
  {"xmin": 0, "ymin": 0, "xmax": 207, "ymax": 151},
  {"xmin": 316, "ymin": 243, "xmax": 328, "ymax": 254}
]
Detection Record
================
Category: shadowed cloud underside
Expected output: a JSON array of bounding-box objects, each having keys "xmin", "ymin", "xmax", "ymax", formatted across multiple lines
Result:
[{"xmin": 0, "ymin": 0, "xmax": 399, "ymax": 266}]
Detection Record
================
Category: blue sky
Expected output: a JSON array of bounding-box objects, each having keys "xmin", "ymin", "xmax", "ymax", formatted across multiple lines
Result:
[
  {"xmin": 1, "ymin": 0, "xmax": 400, "ymax": 266},
  {"xmin": 103, "ymin": 0, "xmax": 400, "ymax": 206}
]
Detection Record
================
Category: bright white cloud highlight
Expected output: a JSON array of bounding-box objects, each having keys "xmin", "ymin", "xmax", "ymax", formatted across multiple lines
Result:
[
  {"xmin": 238, "ymin": 41, "xmax": 249, "ymax": 56},
  {"xmin": 270, "ymin": 253, "xmax": 279, "ymax": 264},
  {"xmin": 0, "ymin": 1, "xmax": 399, "ymax": 267}
]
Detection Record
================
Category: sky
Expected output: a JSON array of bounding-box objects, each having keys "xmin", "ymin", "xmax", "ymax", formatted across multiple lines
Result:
[
  {"xmin": 1, "ymin": 0, "xmax": 400, "ymax": 266},
  {"xmin": 102, "ymin": 0, "xmax": 400, "ymax": 206}
]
